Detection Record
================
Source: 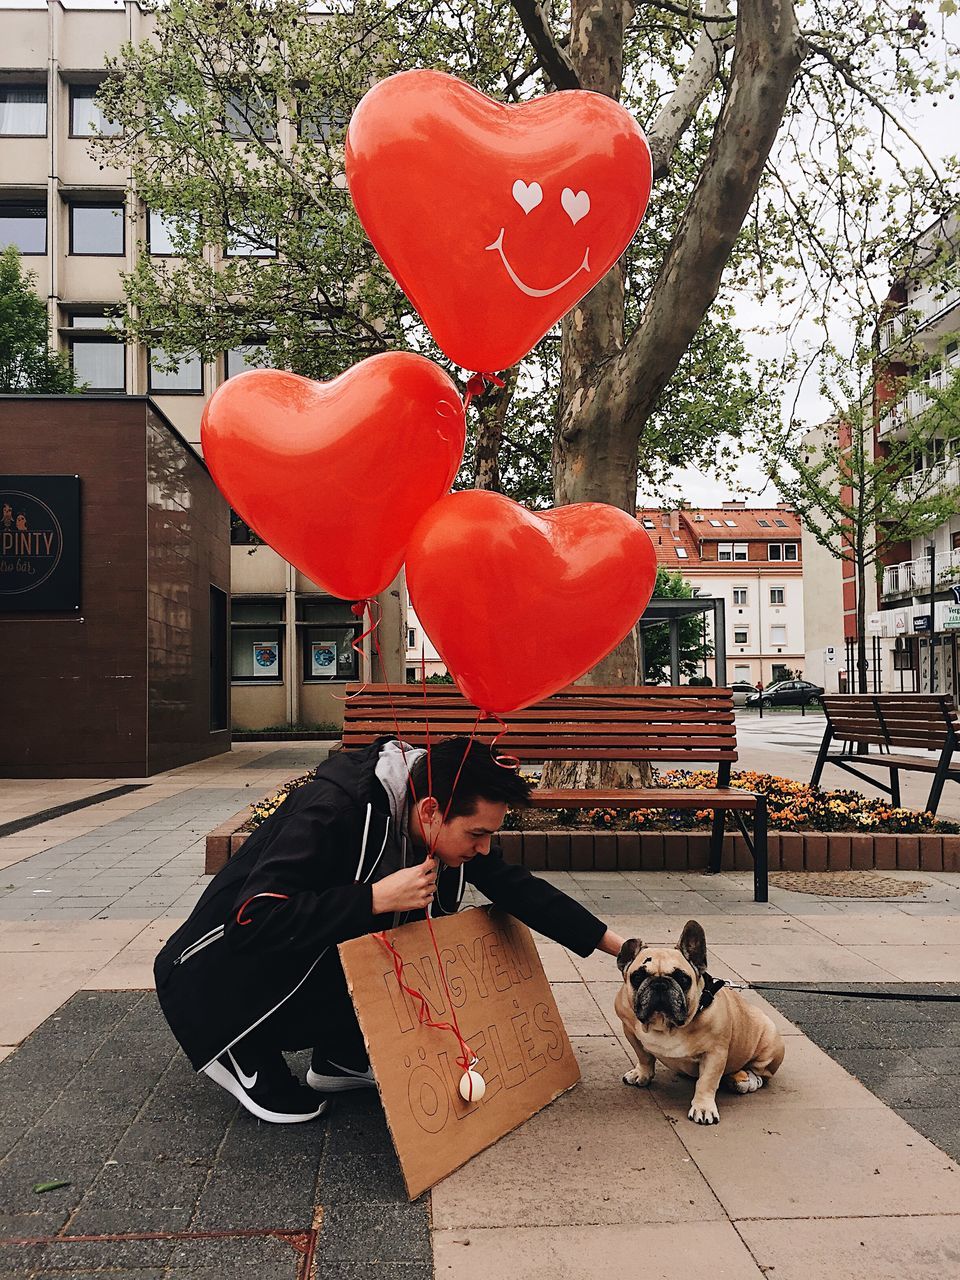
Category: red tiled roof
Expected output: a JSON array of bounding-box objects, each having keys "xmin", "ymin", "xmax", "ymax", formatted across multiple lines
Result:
[{"xmin": 636, "ymin": 507, "xmax": 802, "ymax": 570}]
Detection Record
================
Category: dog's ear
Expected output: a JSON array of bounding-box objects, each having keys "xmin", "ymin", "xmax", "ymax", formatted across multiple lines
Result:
[
  {"xmin": 617, "ymin": 938, "xmax": 643, "ymax": 975},
  {"xmin": 678, "ymin": 920, "xmax": 707, "ymax": 972}
]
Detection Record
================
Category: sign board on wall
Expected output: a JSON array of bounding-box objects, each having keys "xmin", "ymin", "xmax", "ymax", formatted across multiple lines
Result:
[
  {"xmin": 945, "ymin": 606, "xmax": 960, "ymax": 630},
  {"xmin": 339, "ymin": 907, "xmax": 580, "ymax": 1199},
  {"xmin": 0, "ymin": 476, "xmax": 80, "ymax": 613}
]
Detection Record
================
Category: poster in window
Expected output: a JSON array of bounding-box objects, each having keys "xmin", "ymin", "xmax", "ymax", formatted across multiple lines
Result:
[
  {"xmin": 253, "ymin": 642, "xmax": 279, "ymax": 676},
  {"xmin": 311, "ymin": 639, "xmax": 338, "ymax": 676}
]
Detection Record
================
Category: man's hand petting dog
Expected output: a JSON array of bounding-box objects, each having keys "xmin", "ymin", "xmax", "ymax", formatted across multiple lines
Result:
[
  {"xmin": 614, "ymin": 919, "xmax": 785, "ymax": 1125},
  {"xmin": 371, "ymin": 856, "xmax": 438, "ymax": 914}
]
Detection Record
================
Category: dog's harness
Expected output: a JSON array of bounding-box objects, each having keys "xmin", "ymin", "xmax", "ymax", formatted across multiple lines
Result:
[{"xmin": 694, "ymin": 972, "xmax": 727, "ymax": 1018}]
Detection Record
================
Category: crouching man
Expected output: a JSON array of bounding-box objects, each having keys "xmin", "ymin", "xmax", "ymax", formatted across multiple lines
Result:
[{"xmin": 155, "ymin": 735, "xmax": 625, "ymax": 1123}]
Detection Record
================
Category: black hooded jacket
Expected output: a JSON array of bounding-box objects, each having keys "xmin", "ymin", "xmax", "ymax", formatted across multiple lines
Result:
[{"xmin": 155, "ymin": 738, "xmax": 607, "ymax": 1071}]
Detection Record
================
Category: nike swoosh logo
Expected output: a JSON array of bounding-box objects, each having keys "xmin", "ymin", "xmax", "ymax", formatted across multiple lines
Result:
[
  {"xmin": 327, "ymin": 1059, "xmax": 370, "ymax": 1078},
  {"xmin": 227, "ymin": 1048, "xmax": 257, "ymax": 1089}
]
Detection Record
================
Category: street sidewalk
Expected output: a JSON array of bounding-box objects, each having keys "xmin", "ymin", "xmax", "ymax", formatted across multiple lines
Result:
[{"xmin": 1, "ymin": 741, "xmax": 959, "ymax": 1278}]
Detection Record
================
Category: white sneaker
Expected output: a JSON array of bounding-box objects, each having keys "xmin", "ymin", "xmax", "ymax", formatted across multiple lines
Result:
[{"xmin": 306, "ymin": 1055, "xmax": 377, "ymax": 1093}]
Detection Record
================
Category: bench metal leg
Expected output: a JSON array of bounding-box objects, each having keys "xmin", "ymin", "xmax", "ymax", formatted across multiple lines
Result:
[
  {"xmin": 810, "ymin": 724, "xmax": 834, "ymax": 788},
  {"xmin": 709, "ymin": 806, "xmax": 725, "ymax": 873},
  {"xmin": 753, "ymin": 795, "xmax": 768, "ymax": 904},
  {"xmin": 890, "ymin": 768, "xmax": 901, "ymax": 809}
]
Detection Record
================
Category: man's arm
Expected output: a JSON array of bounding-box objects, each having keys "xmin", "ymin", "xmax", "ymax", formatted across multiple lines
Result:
[
  {"xmin": 596, "ymin": 928, "xmax": 627, "ymax": 957},
  {"xmin": 466, "ymin": 848, "xmax": 614, "ymax": 958}
]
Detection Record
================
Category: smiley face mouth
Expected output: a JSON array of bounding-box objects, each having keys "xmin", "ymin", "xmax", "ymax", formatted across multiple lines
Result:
[{"xmin": 485, "ymin": 228, "xmax": 590, "ymax": 298}]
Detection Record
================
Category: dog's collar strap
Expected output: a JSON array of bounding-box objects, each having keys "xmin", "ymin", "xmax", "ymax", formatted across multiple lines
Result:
[{"xmin": 695, "ymin": 972, "xmax": 726, "ymax": 1017}]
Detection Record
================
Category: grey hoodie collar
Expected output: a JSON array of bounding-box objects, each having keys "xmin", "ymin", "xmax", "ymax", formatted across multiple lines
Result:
[{"xmin": 374, "ymin": 739, "xmax": 427, "ymax": 829}]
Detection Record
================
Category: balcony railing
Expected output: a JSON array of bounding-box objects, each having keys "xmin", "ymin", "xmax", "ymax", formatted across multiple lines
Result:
[
  {"xmin": 879, "ymin": 284, "xmax": 960, "ymax": 352},
  {"xmin": 882, "ymin": 545, "xmax": 960, "ymax": 598}
]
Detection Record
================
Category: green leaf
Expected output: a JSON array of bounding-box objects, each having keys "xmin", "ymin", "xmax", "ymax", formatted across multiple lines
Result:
[{"xmin": 33, "ymin": 1179, "xmax": 71, "ymax": 1194}]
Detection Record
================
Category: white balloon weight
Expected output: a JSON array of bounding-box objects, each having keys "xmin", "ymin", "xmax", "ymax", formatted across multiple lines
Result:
[{"xmin": 459, "ymin": 1070, "xmax": 486, "ymax": 1102}]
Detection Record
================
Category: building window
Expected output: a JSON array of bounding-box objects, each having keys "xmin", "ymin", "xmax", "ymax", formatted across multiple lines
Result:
[
  {"xmin": 757, "ymin": 518, "xmax": 770, "ymax": 527},
  {"xmin": 709, "ymin": 518, "xmax": 722, "ymax": 526},
  {"xmin": 770, "ymin": 587, "xmax": 785, "ymax": 605},
  {"xmin": 0, "ymin": 86, "xmax": 46, "ymax": 136},
  {"xmin": 296, "ymin": 100, "xmax": 348, "ymax": 143},
  {"xmin": 299, "ymin": 598, "xmax": 362, "ymax": 682},
  {"xmin": 734, "ymin": 664, "xmax": 751, "ymax": 682},
  {"xmin": 771, "ymin": 624, "xmax": 787, "ymax": 646},
  {"xmin": 224, "ymin": 89, "xmax": 277, "ymax": 140},
  {"xmin": 675, "ymin": 547, "xmax": 688, "ymax": 559},
  {"xmin": 0, "ymin": 203, "xmax": 46, "ymax": 255},
  {"xmin": 718, "ymin": 542, "xmax": 748, "ymax": 562},
  {"xmin": 407, "ymin": 627, "xmax": 417, "ymax": 648},
  {"xmin": 231, "ymin": 597, "xmax": 284, "ymax": 680},
  {"xmin": 768, "ymin": 543, "xmax": 798, "ymax": 562},
  {"xmin": 774, "ymin": 518, "xmax": 788, "ymax": 527},
  {"xmin": 225, "ymin": 343, "xmax": 269, "ymax": 378},
  {"xmin": 734, "ymin": 627, "xmax": 749, "ymax": 645},
  {"xmin": 733, "ymin": 588, "xmax": 747, "ymax": 606},
  {"xmin": 148, "ymin": 349, "xmax": 203, "ymax": 393},
  {"xmin": 66, "ymin": 315, "xmax": 125, "ymax": 392},
  {"xmin": 147, "ymin": 210, "xmax": 198, "ymax": 257},
  {"xmin": 230, "ymin": 511, "xmax": 263, "ymax": 545},
  {"xmin": 724, "ymin": 519, "xmax": 737, "ymax": 526},
  {"xmin": 69, "ymin": 86, "xmax": 120, "ymax": 138},
  {"xmin": 225, "ymin": 221, "xmax": 277, "ymax": 257},
  {"xmin": 642, "ymin": 519, "xmax": 655, "ymax": 529},
  {"xmin": 69, "ymin": 203, "xmax": 124, "ymax": 255}
]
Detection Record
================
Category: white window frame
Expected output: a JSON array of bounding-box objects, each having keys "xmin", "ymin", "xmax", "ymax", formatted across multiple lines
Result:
[
  {"xmin": 732, "ymin": 587, "xmax": 748, "ymax": 606},
  {"xmin": 733, "ymin": 626, "xmax": 749, "ymax": 646},
  {"xmin": 769, "ymin": 586, "xmax": 785, "ymax": 605},
  {"xmin": 770, "ymin": 624, "xmax": 788, "ymax": 646}
]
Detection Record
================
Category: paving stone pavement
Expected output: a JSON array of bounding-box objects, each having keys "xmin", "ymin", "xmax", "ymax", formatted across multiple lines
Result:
[
  {"xmin": 0, "ymin": 992, "xmax": 431, "ymax": 1280},
  {"xmin": 4, "ymin": 742, "xmax": 960, "ymax": 1279},
  {"xmin": 760, "ymin": 982, "xmax": 960, "ymax": 1163}
]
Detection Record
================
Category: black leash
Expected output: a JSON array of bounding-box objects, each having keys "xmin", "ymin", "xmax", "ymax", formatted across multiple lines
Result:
[{"xmin": 747, "ymin": 982, "xmax": 960, "ymax": 1004}]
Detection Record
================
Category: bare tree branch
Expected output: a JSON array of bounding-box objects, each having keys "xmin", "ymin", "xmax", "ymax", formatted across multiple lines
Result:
[
  {"xmin": 646, "ymin": 0, "xmax": 734, "ymax": 178},
  {"xmin": 509, "ymin": 0, "xmax": 581, "ymax": 89}
]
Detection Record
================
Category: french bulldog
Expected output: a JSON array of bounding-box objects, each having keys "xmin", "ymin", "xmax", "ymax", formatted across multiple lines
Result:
[{"xmin": 615, "ymin": 920, "xmax": 785, "ymax": 1124}]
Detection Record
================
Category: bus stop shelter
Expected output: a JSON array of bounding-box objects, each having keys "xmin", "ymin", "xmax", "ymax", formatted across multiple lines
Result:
[{"xmin": 638, "ymin": 596, "xmax": 727, "ymax": 687}]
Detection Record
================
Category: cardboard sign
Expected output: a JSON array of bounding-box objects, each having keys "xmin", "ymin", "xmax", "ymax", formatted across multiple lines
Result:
[{"xmin": 339, "ymin": 907, "xmax": 580, "ymax": 1199}]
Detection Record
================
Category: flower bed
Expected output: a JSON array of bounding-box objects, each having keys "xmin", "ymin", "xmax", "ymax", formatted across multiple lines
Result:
[{"xmin": 204, "ymin": 768, "xmax": 960, "ymax": 875}]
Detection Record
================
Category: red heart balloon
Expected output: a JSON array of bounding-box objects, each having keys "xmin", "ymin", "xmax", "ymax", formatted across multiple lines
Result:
[
  {"xmin": 406, "ymin": 491, "xmax": 657, "ymax": 714},
  {"xmin": 200, "ymin": 355, "xmax": 466, "ymax": 601},
  {"xmin": 346, "ymin": 70, "xmax": 652, "ymax": 372}
]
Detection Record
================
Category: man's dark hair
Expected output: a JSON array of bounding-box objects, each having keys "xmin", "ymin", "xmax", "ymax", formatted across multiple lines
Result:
[{"xmin": 408, "ymin": 737, "xmax": 533, "ymax": 818}]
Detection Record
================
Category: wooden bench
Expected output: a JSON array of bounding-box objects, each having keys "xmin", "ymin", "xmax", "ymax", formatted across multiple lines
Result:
[
  {"xmin": 341, "ymin": 684, "xmax": 768, "ymax": 901},
  {"xmin": 812, "ymin": 693, "xmax": 960, "ymax": 815}
]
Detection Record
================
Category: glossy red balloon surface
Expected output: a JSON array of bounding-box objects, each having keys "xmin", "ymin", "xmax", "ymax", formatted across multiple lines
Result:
[
  {"xmin": 346, "ymin": 69, "xmax": 652, "ymax": 372},
  {"xmin": 200, "ymin": 355, "xmax": 466, "ymax": 601},
  {"xmin": 406, "ymin": 491, "xmax": 657, "ymax": 714}
]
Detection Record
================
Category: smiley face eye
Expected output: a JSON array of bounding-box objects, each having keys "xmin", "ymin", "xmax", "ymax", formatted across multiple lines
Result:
[
  {"xmin": 512, "ymin": 179, "xmax": 543, "ymax": 214},
  {"xmin": 561, "ymin": 187, "xmax": 590, "ymax": 225}
]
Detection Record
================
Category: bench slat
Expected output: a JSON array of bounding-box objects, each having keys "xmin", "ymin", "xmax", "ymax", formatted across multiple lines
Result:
[{"xmin": 530, "ymin": 788, "xmax": 757, "ymax": 810}]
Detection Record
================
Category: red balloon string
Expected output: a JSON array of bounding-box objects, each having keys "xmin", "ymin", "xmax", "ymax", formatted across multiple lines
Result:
[
  {"xmin": 235, "ymin": 892, "xmax": 291, "ymax": 927},
  {"xmin": 462, "ymin": 371, "xmax": 505, "ymax": 413},
  {"xmin": 331, "ymin": 598, "xmax": 381, "ymax": 703},
  {"xmin": 479, "ymin": 710, "xmax": 521, "ymax": 772},
  {"xmin": 373, "ymin": 925, "xmax": 477, "ymax": 1091}
]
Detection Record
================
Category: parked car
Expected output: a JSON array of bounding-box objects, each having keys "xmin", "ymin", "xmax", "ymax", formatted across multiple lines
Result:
[
  {"xmin": 746, "ymin": 679, "xmax": 824, "ymax": 708},
  {"xmin": 730, "ymin": 680, "xmax": 758, "ymax": 706}
]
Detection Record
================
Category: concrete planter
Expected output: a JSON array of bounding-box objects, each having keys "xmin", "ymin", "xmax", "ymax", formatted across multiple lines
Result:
[{"xmin": 205, "ymin": 814, "xmax": 960, "ymax": 876}]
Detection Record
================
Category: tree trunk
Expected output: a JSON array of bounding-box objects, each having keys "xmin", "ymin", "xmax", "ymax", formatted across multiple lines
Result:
[
  {"xmin": 474, "ymin": 368, "xmax": 518, "ymax": 491},
  {"xmin": 856, "ymin": 555, "xmax": 869, "ymax": 695}
]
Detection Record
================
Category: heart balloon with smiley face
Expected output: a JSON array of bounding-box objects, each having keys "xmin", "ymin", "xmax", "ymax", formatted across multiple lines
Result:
[{"xmin": 346, "ymin": 70, "xmax": 652, "ymax": 372}]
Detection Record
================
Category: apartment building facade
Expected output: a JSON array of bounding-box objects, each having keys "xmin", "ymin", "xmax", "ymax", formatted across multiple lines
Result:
[
  {"xmin": 796, "ymin": 214, "xmax": 960, "ymax": 696},
  {"xmin": 638, "ymin": 503, "xmax": 806, "ymax": 687},
  {"xmin": 0, "ymin": 1, "xmax": 402, "ymax": 731}
]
